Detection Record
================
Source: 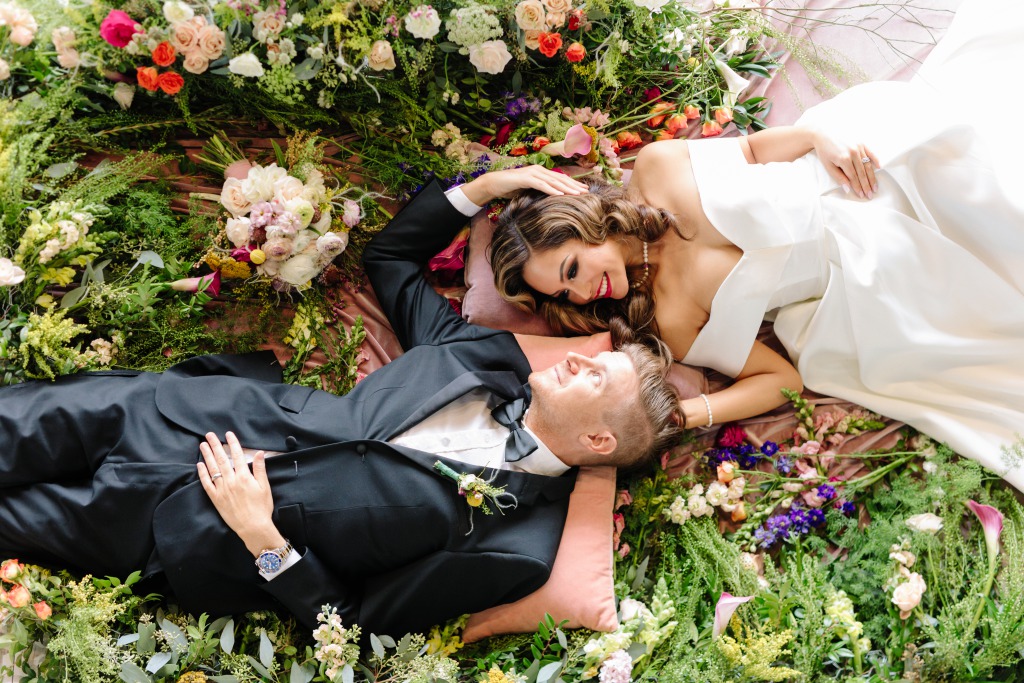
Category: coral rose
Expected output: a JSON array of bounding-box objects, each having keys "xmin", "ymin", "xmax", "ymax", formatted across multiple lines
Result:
[
  {"xmin": 157, "ymin": 70, "xmax": 184, "ymax": 95},
  {"xmin": 715, "ymin": 107, "xmax": 734, "ymax": 125},
  {"xmin": 701, "ymin": 120, "xmax": 723, "ymax": 137},
  {"xmin": 100, "ymin": 9, "xmax": 142, "ymax": 48},
  {"xmin": 0, "ymin": 559, "xmax": 22, "ymax": 580},
  {"xmin": 5, "ymin": 584, "xmax": 30, "ymax": 608},
  {"xmin": 136, "ymin": 66, "xmax": 160, "ymax": 92},
  {"xmin": 664, "ymin": 114, "xmax": 687, "ymax": 135},
  {"xmin": 531, "ymin": 136, "xmax": 550, "ymax": 151},
  {"xmin": 683, "ymin": 104, "xmax": 700, "ymax": 120},
  {"xmin": 565, "ymin": 41, "xmax": 585, "ymax": 63},
  {"xmin": 33, "ymin": 601, "xmax": 52, "ymax": 620},
  {"xmin": 646, "ymin": 101, "xmax": 673, "ymax": 128},
  {"xmin": 537, "ymin": 31, "xmax": 562, "ymax": 58},
  {"xmin": 615, "ymin": 131, "xmax": 642, "ymax": 150},
  {"xmin": 151, "ymin": 41, "xmax": 176, "ymax": 67}
]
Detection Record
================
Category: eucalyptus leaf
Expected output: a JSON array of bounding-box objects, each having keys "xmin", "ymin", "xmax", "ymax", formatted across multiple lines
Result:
[
  {"xmin": 537, "ymin": 660, "xmax": 562, "ymax": 683},
  {"xmin": 522, "ymin": 659, "xmax": 541, "ymax": 683},
  {"xmin": 134, "ymin": 250, "xmax": 164, "ymax": 270},
  {"xmin": 209, "ymin": 615, "xmax": 231, "ymax": 633},
  {"xmin": 119, "ymin": 661, "xmax": 152, "ymax": 683},
  {"xmin": 138, "ymin": 621, "xmax": 157, "ymax": 655},
  {"xmin": 145, "ymin": 651, "xmax": 173, "ymax": 673},
  {"xmin": 247, "ymin": 655, "xmax": 272, "ymax": 678},
  {"xmin": 370, "ymin": 633, "xmax": 385, "ymax": 658},
  {"xmin": 290, "ymin": 661, "xmax": 316, "ymax": 683},
  {"xmin": 627, "ymin": 641, "xmax": 647, "ymax": 660},
  {"xmin": 259, "ymin": 629, "xmax": 274, "ymax": 669},
  {"xmin": 159, "ymin": 618, "xmax": 187, "ymax": 651},
  {"xmin": 293, "ymin": 57, "xmax": 321, "ymax": 80},
  {"xmin": 220, "ymin": 618, "xmax": 235, "ymax": 653},
  {"xmin": 630, "ymin": 555, "xmax": 649, "ymax": 591},
  {"xmin": 117, "ymin": 633, "xmax": 140, "ymax": 647},
  {"xmin": 59, "ymin": 286, "xmax": 88, "ymax": 309},
  {"xmin": 377, "ymin": 634, "xmax": 396, "ymax": 649},
  {"xmin": 341, "ymin": 663, "xmax": 354, "ymax": 683},
  {"xmin": 210, "ymin": 677, "xmax": 241, "ymax": 683},
  {"xmin": 44, "ymin": 161, "xmax": 77, "ymax": 178}
]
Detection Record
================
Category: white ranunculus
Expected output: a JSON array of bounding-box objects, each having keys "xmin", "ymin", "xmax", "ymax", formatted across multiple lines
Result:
[
  {"xmin": 241, "ymin": 174, "xmax": 274, "ymax": 205},
  {"xmin": 221, "ymin": 177, "xmax": 254, "ymax": 216},
  {"xmin": 277, "ymin": 252, "xmax": 320, "ymax": 286},
  {"xmin": 273, "ymin": 175, "xmax": 305, "ymax": 202},
  {"xmin": 112, "ymin": 82, "xmax": 136, "ymax": 110},
  {"xmin": 905, "ymin": 513, "xmax": 943, "ymax": 535},
  {"xmin": 315, "ymin": 232, "xmax": 348, "ymax": 264},
  {"xmin": 301, "ymin": 169, "xmax": 326, "ymax": 203},
  {"xmin": 468, "ymin": 40, "xmax": 512, "ymax": 75},
  {"xmin": 163, "ymin": 1, "xmax": 194, "ymax": 24},
  {"xmin": 0, "ymin": 257, "xmax": 26, "ymax": 286},
  {"xmin": 341, "ymin": 200, "xmax": 361, "ymax": 228},
  {"xmin": 228, "ymin": 52, "xmax": 265, "ymax": 78},
  {"xmin": 311, "ymin": 207, "xmax": 332, "ymax": 232},
  {"xmin": 404, "ymin": 5, "xmax": 441, "ymax": 39},
  {"xmin": 632, "ymin": 0, "xmax": 671, "ymax": 12},
  {"xmin": 225, "ymin": 216, "xmax": 252, "ymax": 247},
  {"xmin": 283, "ymin": 197, "xmax": 314, "ymax": 228},
  {"xmin": 291, "ymin": 229, "xmax": 316, "ymax": 255}
]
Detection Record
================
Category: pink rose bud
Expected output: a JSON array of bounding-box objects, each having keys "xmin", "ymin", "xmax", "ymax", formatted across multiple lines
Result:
[{"xmin": 33, "ymin": 601, "xmax": 52, "ymax": 620}]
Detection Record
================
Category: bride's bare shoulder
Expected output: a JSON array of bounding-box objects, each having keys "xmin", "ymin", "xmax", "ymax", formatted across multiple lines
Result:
[{"xmin": 631, "ymin": 140, "xmax": 691, "ymax": 206}]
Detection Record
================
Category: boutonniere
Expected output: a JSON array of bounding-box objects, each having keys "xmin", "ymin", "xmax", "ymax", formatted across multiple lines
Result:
[{"xmin": 434, "ymin": 461, "xmax": 518, "ymax": 534}]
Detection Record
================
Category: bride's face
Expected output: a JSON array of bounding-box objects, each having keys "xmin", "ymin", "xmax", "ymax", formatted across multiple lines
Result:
[{"xmin": 522, "ymin": 239, "xmax": 629, "ymax": 306}]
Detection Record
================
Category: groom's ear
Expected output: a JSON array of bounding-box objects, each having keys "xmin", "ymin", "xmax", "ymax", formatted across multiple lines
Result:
[{"xmin": 578, "ymin": 430, "xmax": 617, "ymax": 457}]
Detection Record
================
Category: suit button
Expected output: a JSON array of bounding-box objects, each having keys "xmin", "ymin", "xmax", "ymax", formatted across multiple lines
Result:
[
  {"xmin": 285, "ymin": 436, "xmax": 298, "ymax": 451},
  {"xmin": 355, "ymin": 444, "xmax": 368, "ymax": 455}
]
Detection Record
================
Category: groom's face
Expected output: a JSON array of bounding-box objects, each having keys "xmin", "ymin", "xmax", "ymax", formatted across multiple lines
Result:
[{"xmin": 527, "ymin": 351, "xmax": 639, "ymax": 452}]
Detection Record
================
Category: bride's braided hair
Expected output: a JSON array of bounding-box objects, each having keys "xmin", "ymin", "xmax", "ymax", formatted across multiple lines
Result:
[{"xmin": 488, "ymin": 176, "xmax": 682, "ymax": 344}]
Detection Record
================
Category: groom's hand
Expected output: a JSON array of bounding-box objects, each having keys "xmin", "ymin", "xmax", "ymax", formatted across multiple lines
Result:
[
  {"xmin": 197, "ymin": 431, "xmax": 286, "ymax": 557},
  {"xmin": 462, "ymin": 165, "xmax": 589, "ymax": 205}
]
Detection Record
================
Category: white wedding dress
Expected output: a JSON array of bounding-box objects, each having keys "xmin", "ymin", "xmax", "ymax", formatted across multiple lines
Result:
[{"xmin": 682, "ymin": 0, "xmax": 1024, "ymax": 488}]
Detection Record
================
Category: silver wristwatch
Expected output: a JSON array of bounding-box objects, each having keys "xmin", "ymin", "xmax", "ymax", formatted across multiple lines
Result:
[{"xmin": 255, "ymin": 539, "xmax": 293, "ymax": 573}]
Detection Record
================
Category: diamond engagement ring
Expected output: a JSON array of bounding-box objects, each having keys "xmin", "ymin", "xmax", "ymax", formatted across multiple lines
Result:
[
  {"xmin": 861, "ymin": 156, "xmax": 872, "ymax": 164},
  {"xmin": 211, "ymin": 473, "xmax": 223, "ymax": 481}
]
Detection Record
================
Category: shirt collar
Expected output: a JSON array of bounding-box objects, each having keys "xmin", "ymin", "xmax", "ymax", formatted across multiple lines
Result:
[{"xmin": 514, "ymin": 420, "xmax": 570, "ymax": 476}]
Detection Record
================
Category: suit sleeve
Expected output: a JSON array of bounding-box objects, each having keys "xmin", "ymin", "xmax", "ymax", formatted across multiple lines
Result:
[
  {"xmin": 259, "ymin": 546, "xmax": 551, "ymax": 637},
  {"xmin": 362, "ymin": 181, "xmax": 492, "ymax": 350}
]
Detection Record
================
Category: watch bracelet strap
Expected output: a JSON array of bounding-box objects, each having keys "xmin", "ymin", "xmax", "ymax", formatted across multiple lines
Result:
[{"xmin": 255, "ymin": 539, "xmax": 294, "ymax": 567}]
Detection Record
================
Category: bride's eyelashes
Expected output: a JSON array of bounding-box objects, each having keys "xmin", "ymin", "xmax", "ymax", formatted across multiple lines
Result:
[{"xmin": 557, "ymin": 261, "xmax": 578, "ymax": 301}]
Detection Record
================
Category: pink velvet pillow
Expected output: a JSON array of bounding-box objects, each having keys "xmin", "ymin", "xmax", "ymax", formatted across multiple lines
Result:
[{"xmin": 463, "ymin": 465, "xmax": 619, "ymax": 642}]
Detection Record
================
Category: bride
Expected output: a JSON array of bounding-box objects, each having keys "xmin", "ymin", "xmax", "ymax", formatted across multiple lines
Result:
[{"xmin": 454, "ymin": 0, "xmax": 1024, "ymax": 488}]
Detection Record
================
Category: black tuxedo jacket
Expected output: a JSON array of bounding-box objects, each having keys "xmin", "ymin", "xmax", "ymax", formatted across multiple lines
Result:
[{"xmin": 145, "ymin": 182, "xmax": 577, "ymax": 636}]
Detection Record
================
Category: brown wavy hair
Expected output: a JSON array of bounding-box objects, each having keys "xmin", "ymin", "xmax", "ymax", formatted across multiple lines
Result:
[{"xmin": 488, "ymin": 177, "xmax": 683, "ymax": 341}]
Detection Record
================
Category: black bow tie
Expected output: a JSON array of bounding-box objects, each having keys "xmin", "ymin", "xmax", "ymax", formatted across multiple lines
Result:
[{"xmin": 491, "ymin": 393, "xmax": 539, "ymax": 463}]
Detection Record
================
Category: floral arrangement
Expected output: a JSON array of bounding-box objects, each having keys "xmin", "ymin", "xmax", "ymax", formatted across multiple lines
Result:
[{"xmin": 0, "ymin": 1, "xmax": 37, "ymax": 83}]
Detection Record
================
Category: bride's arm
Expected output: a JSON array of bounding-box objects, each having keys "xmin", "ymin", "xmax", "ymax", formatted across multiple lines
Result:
[{"xmin": 677, "ymin": 340, "xmax": 802, "ymax": 428}]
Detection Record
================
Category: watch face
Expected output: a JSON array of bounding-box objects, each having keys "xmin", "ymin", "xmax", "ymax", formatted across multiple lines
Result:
[{"xmin": 257, "ymin": 551, "xmax": 283, "ymax": 573}]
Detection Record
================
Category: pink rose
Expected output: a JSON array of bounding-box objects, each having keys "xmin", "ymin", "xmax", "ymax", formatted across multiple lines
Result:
[
  {"xmin": 0, "ymin": 558, "xmax": 23, "ymax": 581},
  {"xmin": 617, "ymin": 543, "xmax": 630, "ymax": 559},
  {"xmin": 5, "ymin": 584, "xmax": 30, "ymax": 608},
  {"xmin": 169, "ymin": 19, "xmax": 200, "ymax": 52},
  {"xmin": 892, "ymin": 572, "xmax": 926, "ymax": 619},
  {"xmin": 99, "ymin": 10, "xmax": 143, "ymax": 48},
  {"xmin": 182, "ymin": 51, "xmax": 209, "ymax": 74}
]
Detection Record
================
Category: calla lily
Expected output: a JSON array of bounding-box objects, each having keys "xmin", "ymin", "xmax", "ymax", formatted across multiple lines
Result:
[
  {"xmin": 715, "ymin": 59, "xmax": 750, "ymax": 108},
  {"xmin": 540, "ymin": 123, "xmax": 593, "ymax": 158},
  {"xmin": 169, "ymin": 271, "xmax": 221, "ymax": 298},
  {"xmin": 713, "ymin": 592, "xmax": 753, "ymax": 638},
  {"xmin": 428, "ymin": 227, "xmax": 470, "ymax": 273},
  {"xmin": 967, "ymin": 499, "xmax": 1003, "ymax": 558}
]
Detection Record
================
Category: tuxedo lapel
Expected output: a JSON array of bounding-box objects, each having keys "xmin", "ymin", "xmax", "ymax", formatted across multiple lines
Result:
[{"xmin": 388, "ymin": 369, "xmax": 526, "ymax": 439}]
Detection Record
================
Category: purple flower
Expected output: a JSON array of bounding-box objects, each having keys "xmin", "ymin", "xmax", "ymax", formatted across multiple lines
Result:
[
  {"xmin": 816, "ymin": 484, "xmax": 836, "ymax": 501},
  {"xmin": 776, "ymin": 455, "xmax": 793, "ymax": 475},
  {"xmin": 761, "ymin": 441, "xmax": 779, "ymax": 457},
  {"xmin": 808, "ymin": 509, "xmax": 826, "ymax": 527},
  {"xmin": 839, "ymin": 500, "xmax": 856, "ymax": 516}
]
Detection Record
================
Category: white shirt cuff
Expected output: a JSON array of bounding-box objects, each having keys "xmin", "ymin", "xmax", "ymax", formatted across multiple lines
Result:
[
  {"xmin": 259, "ymin": 548, "xmax": 301, "ymax": 581},
  {"xmin": 444, "ymin": 185, "xmax": 484, "ymax": 217}
]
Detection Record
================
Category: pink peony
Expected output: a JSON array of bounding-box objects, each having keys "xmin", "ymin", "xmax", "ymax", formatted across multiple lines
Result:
[{"xmin": 99, "ymin": 10, "xmax": 143, "ymax": 48}]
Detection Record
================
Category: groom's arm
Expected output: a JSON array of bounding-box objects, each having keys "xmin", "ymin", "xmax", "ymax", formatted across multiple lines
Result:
[{"xmin": 362, "ymin": 181, "xmax": 488, "ymax": 350}]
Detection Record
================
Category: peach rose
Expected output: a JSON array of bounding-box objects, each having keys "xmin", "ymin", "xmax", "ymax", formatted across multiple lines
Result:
[
  {"xmin": 253, "ymin": 10, "xmax": 284, "ymax": 41},
  {"xmin": 0, "ymin": 559, "xmax": 22, "ymax": 581},
  {"xmin": 57, "ymin": 49, "xmax": 81, "ymax": 69},
  {"xmin": 545, "ymin": 12, "xmax": 566, "ymax": 28},
  {"xmin": 468, "ymin": 40, "xmax": 512, "ymax": 75},
  {"xmin": 514, "ymin": 0, "xmax": 546, "ymax": 31},
  {"xmin": 51, "ymin": 26, "xmax": 76, "ymax": 51},
  {"xmin": 544, "ymin": 0, "xmax": 573, "ymax": 12},
  {"xmin": 646, "ymin": 101, "xmax": 673, "ymax": 128},
  {"xmin": 136, "ymin": 66, "xmax": 160, "ymax": 91},
  {"xmin": 715, "ymin": 107, "xmax": 734, "ymax": 125},
  {"xmin": 892, "ymin": 572, "xmax": 926, "ymax": 619},
  {"xmin": 182, "ymin": 51, "xmax": 209, "ymax": 74},
  {"xmin": 367, "ymin": 40, "xmax": 396, "ymax": 71},
  {"xmin": 5, "ymin": 584, "xmax": 30, "ymax": 608},
  {"xmin": 683, "ymin": 104, "xmax": 700, "ymax": 120},
  {"xmin": 33, "ymin": 601, "xmax": 52, "ymax": 620},
  {"xmin": 169, "ymin": 19, "xmax": 199, "ymax": 52},
  {"xmin": 157, "ymin": 70, "xmax": 184, "ymax": 95},
  {"xmin": 523, "ymin": 29, "xmax": 542, "ymax": 50},
  {"xmin": 565, "ymin": 41, "xmax": 585, "ymax": 62},
  {"xmin": 615, "ymin": 131, "xmax": 642, "ymax": 150},
  {"xmin": 196, "ymin": 24, "xmax": 226, "ymax": 60},
  {"xmin": 664, "ymin": 114, "xmax": 687, "ymax": 135}
]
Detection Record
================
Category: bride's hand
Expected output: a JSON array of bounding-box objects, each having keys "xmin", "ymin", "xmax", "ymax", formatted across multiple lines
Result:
[
  {"xmin": 462, "ymin": 165, "xmax": 589, "ymax": 205},
  {"xmin": 812, "ymin": 132, "xmax": 880, "ymax": 200}
]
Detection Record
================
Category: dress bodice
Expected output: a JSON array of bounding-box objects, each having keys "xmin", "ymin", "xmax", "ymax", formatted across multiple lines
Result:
[{"xmin": 682, "ymin": 139, "xmax": 838, "ymax": 376}]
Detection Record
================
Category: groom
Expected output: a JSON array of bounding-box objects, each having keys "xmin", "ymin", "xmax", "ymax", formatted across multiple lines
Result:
[{"xmin": 0, "ymin": 175, "xmax": 683, "ymax": 637}]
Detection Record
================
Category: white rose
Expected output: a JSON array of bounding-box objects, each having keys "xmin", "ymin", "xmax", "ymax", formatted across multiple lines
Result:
[
  {"xmin": 225, "ymin": 216, "xmax": 252, "ymax": 247},
  {"xmin": 277, "ymin": 252, "xmax": 320, "ymax": 286},
  {"xmin": 283, "ymin": 197, "xmax": 314, "ymax": 227},
  {"xmin": 113, "ymin": 82, "xmax": 135, "ymax": 110},
  {"xmin": 633, "ymin": 0, "xmax": 671, "ymax": 11},
  {"xmin": 404, "ymin": 5, "xmax": 441, "ymax": 39},
  {"xmin": 723, "ymin": 29, "xmax": 747, "ymax": 57},
  {"xmin": 618, "ymin": 598, "xmax": 646, "ymax": 623},
  {"xmin": 0, "ymin": 257, "xmax": 26, "ymax": 286},
  {"xmin": 163, "ymin": 1, "xmax": 194, "ymax": 24},
  {"xmin": 891, "ymin": 573, "xmax": 926, "ymax": 618},
  {"xmin": 514, "ymin": 0, "xmax": 546, "ymax": 31},
  {"xmin": 273, "ymin": 175, "xmax": 305, "ymax": 202},
  {"xmin": 228, "ymin": 52, "xmax": 265, "ymax": 78},
  {"xmin": 259, "ymin": 163, "xmax": 288, "ymax": 186},
  {"xmin": 51, "ymin": 26, "xmax": 76, "ymax": 51},
  {"xmin": 905, "ymin": 513, "xmax": 943, "ymax": 535},
  {"xmin": 367, "ymin": 40, "xmax": 396, "ymax": 71},
  {"xmin": 468, "ymin": 40, "xmax": 512, "ymax": 75},
  {"xmin": 220, "ymin": 177, "xmax": 254, "ymax": 216},
  {"xmin": 0, "ymin": 58, "xmax": 10, "ymax": 81}
]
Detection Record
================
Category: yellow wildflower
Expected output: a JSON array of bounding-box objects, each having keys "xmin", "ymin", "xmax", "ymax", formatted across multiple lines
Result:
[
  {"xmin": 40, "ymin": 266, "xmax": 76, "ymax": 287},
  {"xmin": 34, "ymin": 294, "xmax": 55, "ymax": 308},
  {"xmin": 177, "ymin": 672, "xmax": 208, "ymax": 683},
  {"xmin": 219, "ymin": 259, "xmax": 252, "ymax": 280},
  {"xmin": 203, "ymin": 251, "xmax": 223, "ymax": 270}
]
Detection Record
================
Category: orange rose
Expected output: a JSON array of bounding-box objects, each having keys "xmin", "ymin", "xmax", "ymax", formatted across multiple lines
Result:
[
  {"xmin": 151, "ymin": 40, "xmax": 176, "ymax": 67},
  {"xmin": 701, "ymin": 120, "xmax": 724, "ymax": 137},
  {"xmin": 646, "ymin": 101, "xmax": 673, "ymax": 128},
  {"xmin": 615, "ymin": 131, "xmax": 643, "ymax": 151},
  {"xmin": 509, "ymin": 143, "xmax": 529, "ymax": 156},
  {"xmin": 5, "ymin": 584, "xmax": 30, "ymax": 608},
  {"xmin": 537, "ymin": 31, "xmax": 562, "ymax": 58},
  {"xmin": 655, "ymin": 129, "xmax": 674, "ymax": 142},
  {"xmin": 565, "ymin": 41, "xmax": 585, "ymax": 63},
  {"xmin": 33, "ymin": 601, "xmax": 52, "ymax": 620},
  {"xmin": 0, "ymin": 559, "xmax": 22, "ymax": 581},
  {"xmin": 531, "ymin": 136, "xmax": 550, "ymax": 151},
  {"xmin": 715, "ymin": 107, "xmax": 734, "ymax": 125},
  {"xmin": 158, "ymin": 70, "xmax": 184, "ymax": 95},
  {"xmin": 664, "ymin": 114, "xmax": 687, "ymax": 135},
  {"xmin": 136, "ymin": 66, "xmax": 160, "ymax": 91},
  {"xmin": 683, "ymin": 104, "xmax": 700, "ymax": 120}
]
